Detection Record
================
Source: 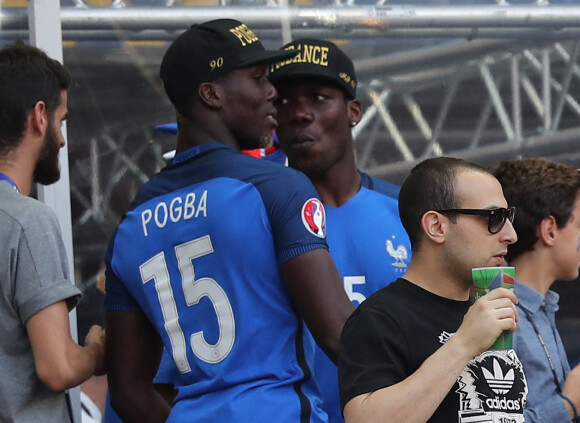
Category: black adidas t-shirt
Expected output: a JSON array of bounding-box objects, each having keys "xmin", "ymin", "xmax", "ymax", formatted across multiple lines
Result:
[{"xmin": 338, "ymin": 278, "xmax": 527, "ymax": 422}]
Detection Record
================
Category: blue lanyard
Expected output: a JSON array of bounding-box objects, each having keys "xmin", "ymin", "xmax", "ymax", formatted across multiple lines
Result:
[{"xmin": 0, "ymin": 173, "xmax": 20, "ymax": 193}]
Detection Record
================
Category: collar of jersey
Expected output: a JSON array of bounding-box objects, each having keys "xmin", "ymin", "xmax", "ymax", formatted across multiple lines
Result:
[{"xmin": 172, "ymin": 142, "xmax": 235, "ymax": 165}]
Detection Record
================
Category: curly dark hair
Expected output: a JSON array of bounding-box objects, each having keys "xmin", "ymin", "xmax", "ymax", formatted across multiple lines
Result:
[{"xmin": 492, "ymin": 158, "xmax": 580, "ymax": 262}]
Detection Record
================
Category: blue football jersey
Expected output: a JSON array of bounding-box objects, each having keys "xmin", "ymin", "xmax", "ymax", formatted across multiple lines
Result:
[
  {"xmin": 105, "ymin": 143, "xmax": 330, "ymax": 423},
  {"xmin": 313, "ymin": 172, "xmax": 411, "ymax": 423}
]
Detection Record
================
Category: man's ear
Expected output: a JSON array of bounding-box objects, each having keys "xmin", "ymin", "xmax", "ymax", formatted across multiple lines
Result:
[
  {"xmin": 421, "ymin": 211, "xmax": 447, "ymax": 245},
  {"xmin": 30, "ymin": 101, "xmax": 48, "ymax": 136},
  {"xmin": 538, "ymin": 215, "xmax": 558, "ymax": 247},
  {"xmin": 198, "ymin": 82, "xmax": 222, "ymax": 109},
  {"xmin": 347, "ymin": 98, "xmax": 362, "ymax": 127}
]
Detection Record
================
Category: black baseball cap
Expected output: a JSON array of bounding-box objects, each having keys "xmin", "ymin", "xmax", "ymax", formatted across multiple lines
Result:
[
  {"xmin": 160, "ymin": 19, "xmax": 299, "ymax": 103},
  {"xmin": 268, "ymin": 38, "xmax": 357, "ymax": 99}
]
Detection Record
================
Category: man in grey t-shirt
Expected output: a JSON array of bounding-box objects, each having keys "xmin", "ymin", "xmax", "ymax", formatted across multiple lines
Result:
[{"xmin": 0, "ymin": 42, "xmax": 105, "ymax": 422}]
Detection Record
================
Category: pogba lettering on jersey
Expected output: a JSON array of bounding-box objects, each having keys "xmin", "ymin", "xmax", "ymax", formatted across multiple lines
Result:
[{"xmin": 141, "ymin": 190, "xmax": 208, "ymax": 236}]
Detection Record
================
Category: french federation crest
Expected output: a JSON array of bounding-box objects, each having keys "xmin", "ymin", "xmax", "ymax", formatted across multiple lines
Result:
[
  {"xmin": 385, "ymin": 239, "xmax": 409, "ymax": 268},
  {"xmin": 302, "ymin": 198, "xmax": 326, "ymax": 238}
]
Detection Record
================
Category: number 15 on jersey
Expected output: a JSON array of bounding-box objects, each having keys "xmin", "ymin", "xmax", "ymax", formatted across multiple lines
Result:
[{"xmin": 139, "ymin": 235, "xmax": 236, "ymax": 372}]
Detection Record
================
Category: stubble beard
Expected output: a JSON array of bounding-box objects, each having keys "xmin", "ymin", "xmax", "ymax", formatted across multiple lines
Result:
[{"xmin": 256, "ymin": 132, "xmax": 274, "ymax": 149}]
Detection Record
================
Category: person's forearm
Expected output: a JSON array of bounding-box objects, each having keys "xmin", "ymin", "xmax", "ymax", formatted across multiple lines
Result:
[
  {"xmin": 30, "ymin": 306, "xmax": 105, "ymax": 392},
  {"xmin": 37, "ymin": 342, "xmax": 100, "ymax": 391},
  {"xmin": 56, "ymin": 340, "xmax": 104, "ymax": 390},
  {"xmin": 344, "ymin": 336, "xmax": 473, "ymax": 423},
  {"xmin": 106, "ymin": 310, "xmax": 167, "ymax": 422},
  {"xmin": 77, "ymin": 340, "xmax": 104, "ymax": 380},
  {"xmin": 110, "ymin": 388, "xmax": 171, "ymax": 423},
  {"xmin": 280, "ymin": 249, "xmax": 355, "ymax": 365},
  {"xmin": 58, "ymin": 324, "xmax": 106, "ymax": 390},
  {"xmin": 313, "ymin": 302, "xmax": 354, "ymax": 364}
]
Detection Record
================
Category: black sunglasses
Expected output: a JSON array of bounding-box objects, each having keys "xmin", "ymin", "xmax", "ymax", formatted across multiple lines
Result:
[{"xmin": 436, "ymin": 207, "xmax": 516, "ymax": 234}]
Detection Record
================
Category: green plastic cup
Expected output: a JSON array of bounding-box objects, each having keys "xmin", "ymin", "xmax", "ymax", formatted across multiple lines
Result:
[{"xmin": 471, "ymin": 266, "xmax": 516, "ymax": 350}]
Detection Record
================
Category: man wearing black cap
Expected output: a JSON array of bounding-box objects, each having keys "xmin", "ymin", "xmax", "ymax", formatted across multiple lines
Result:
[
  {"xmin": 269, "ymin": 39, "xmax": 411, "ymax": 423},
  {"xmin": 104, "ymin": 19, "xmax": 354, "ymax": 423}
]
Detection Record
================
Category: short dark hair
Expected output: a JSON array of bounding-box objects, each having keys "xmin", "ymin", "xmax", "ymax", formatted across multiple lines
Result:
[
  {"xmin": 492, "ymin": 158, "xmax": 580, "ymax": 262},
  {"xmin": 0, "ymin": 41, "xmax": 70, "ymax": 155},
  {"xmin": 399, "ymin": 157, "xmax": 490, "ymax": 251}
]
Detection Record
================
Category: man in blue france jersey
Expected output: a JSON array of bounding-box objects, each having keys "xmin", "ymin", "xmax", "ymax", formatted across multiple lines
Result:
[
  {"xmin": 268, "ymin": 39, "xmax": 411, "ymax": 423},
  {"xmin": 104, "ymin": 19, "xmax": 355, "ymax": 423}
]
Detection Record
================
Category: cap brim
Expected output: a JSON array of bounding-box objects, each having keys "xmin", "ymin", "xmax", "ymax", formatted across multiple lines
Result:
[
  {"xmin": 239, "ymin": 48, "xmax": 299, "ymax": 69},
  {"xmin": 156, "ymin": 123, "xmax": 178, "ymax": 134}
]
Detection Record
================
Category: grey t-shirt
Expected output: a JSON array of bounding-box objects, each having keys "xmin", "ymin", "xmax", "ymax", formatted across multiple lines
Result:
[{"xmin": 0, "ymin": 181, "xmax": 81, "ymax": 422}]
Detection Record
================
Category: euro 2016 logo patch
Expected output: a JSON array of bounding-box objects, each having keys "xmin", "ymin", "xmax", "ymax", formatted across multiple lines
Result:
[{"xmin": 302, "ymin": 198, "xmax": 326, "ymax": 238}]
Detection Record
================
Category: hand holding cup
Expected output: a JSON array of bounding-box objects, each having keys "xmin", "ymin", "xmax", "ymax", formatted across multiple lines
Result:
[{"xmin": 471, "ymin": 267, "xmax": 517, "ymax": 350}]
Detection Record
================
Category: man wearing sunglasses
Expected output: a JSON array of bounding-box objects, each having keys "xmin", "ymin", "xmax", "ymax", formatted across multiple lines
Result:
[
  {"xmin": 494, "ymin": 158, "xmax": 580, "ymax": 423},
  {"xmin": 338, "ymin": 157, "xmax": 528, "ymax": 423}
]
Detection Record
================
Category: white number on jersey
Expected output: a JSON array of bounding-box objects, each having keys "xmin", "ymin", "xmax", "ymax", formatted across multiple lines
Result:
[
  {"xmin": 140, "ymin": 235, "xmax": 236, "ymax": 372},
  {"xmin": 344, "ymin": 275, "xmax": 367, "ymax": 306}
]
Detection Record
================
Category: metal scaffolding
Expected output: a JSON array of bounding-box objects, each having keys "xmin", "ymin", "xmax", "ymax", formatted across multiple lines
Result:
[
  {"xmin": 353, "ymin": 37, "xmax": 580, "ymax": 182},
  {"xmin": 5, "ymin": 4, "xmax": 580, "ymax": 38}
]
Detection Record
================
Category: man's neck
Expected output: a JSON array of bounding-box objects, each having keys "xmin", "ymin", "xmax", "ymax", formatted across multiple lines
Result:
[
  {"xmin": 511, "ymin": 252, "xmax": 554, "ymax": 296},
  {"xmin": 0, "ymin": 161, "xmax": 31, "ymax": 196},
  {"xmin": 310, "ymin": 163, "xmax": 361, "ymax": 208},
  {"xmin": 403, "ymin": 256, "xmax": 472, "ymax": 301},
  {"xmin": 175, "ymin": 111, "xmax": 242, "ymax": 154}
]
